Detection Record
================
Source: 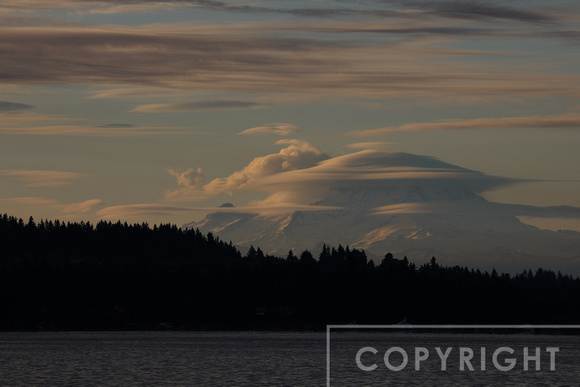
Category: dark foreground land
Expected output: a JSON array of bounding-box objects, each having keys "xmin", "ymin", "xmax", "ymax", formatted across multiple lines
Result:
[{"xmin": 1, "ymin": 213, "xmax": 580, "ymax": 331}]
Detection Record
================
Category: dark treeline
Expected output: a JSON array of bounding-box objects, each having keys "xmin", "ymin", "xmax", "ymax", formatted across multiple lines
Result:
[{"xmin": 1, "ymin": 213, "xmax": 580, "ymax": 330}]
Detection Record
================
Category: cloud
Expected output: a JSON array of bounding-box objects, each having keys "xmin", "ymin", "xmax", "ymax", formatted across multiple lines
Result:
[
  {"xmin": 163, "ymin": 168, "xmax": 209, "ymax": 203},
  {"xmin": 349, "ymin": 113, "xmax": 580, "ymax": 137},
  {"xmin": 103, "ymin": 144, "xmax": 580, "ymax": 220},
  {"xmin": 0, "ymin": 111, "xmax": 64, "ymax": 125},
  {"xmin": 163, "ymin": 148, "xmax": 520, "ymax": 215},
  {"xmin": 0, "ymin": 124, "xmax": 183, "ymax": 136},
  {"xmin": 162, "ymin": 139, "xmax": 329, "ymax": 205},
  {"xmin": 168, "ymin": 167, "xmax": 207, "ymax": 188},
  {"xmin": 0, "ymin": 101, "xmax": 34, "ymax": 112},
  {"xmin": 160, "ymin": 146, "xmax": 524, "ymax": 216},
  {"xmin": 88, "ymin": 87, "xmax": 194, "ymax": 100},
  {"xmin": 211, "ymin": 149, "xmax": 580, "ymax": 221},
  {"xmin": 97, "ymin": 202, "xmax": 343, "ymax": 219},
  {"xmin": 61, "ymin": 199, "xmax": 106, "ymax": 214},
  {"xmin": 372, "ymin": 201, "xmax": 580, "ymax": 219},
  {"xmin": 1, "ymin": 1, "xmax": 556, "ymax": 24},
  {"xmin": 97, "ymin": 204, "xmax": 197, "ymax": 219},
  {"xmin": 95, "ymin": 123, "xmax": 135, "ymax": 128},
  {"xmin": 414, "ymin": 1, "xmax": 554, "ymax": 23},
  {"xmin": 202, "ymin": 139, "xmax": 329, "ymax": 195},
  {"xmin": 131, "ymin": 100, "xmax": 269, "ymax": 113},
  {"xmin": 7, "ymin": 196, "xmax": 104, "ymax": 214},
  {"xmin": 0, "ymin": 101, "xmax": 184, "ymax": 136},
  {"xmin": 347, "ymin": 142, "xmax": 397, "ymax": 149},
  {"xmin": 0, "ymin": 170, "xmax": 86, "ymax": 187},
  {"xmin": 1, "ymin": 19, "xmax": 578, "ymax": 103},
  {"xmin": 250, "ymin": 150, "xmax": 519, "ymax": 197},
  {"xmin": 238, "ymin": 123, "xmax": 301, "ymax": 136}
]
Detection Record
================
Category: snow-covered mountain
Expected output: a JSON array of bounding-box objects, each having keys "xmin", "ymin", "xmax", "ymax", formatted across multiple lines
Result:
[{"xmin": 183, "ymin": 152, "xmax": 580, "ymax": 275}]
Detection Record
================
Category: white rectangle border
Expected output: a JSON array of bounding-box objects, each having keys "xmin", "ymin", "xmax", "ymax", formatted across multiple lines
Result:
[{"xmin": 326, "ymin": 324, "xmax": 580, "ymax": 387}]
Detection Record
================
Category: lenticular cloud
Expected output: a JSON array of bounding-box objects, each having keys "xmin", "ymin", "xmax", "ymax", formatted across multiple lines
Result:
[{"xmin": 184, "ymin": 147, "xmax": 580, "ymax": 275}]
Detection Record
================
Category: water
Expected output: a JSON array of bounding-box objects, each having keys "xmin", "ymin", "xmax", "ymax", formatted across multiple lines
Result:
[
  {"xmin": 0, "ymin": 331, "xmax": 326, "ymax": 386},
  {"xmin": 0, "ymin": 331, "xmax": 579, "ymax": 386}
]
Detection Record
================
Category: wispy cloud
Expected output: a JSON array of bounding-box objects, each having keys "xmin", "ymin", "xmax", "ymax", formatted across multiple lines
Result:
[
  {"xmin": 0, "ymin": 101, "xmax": 34, "ymax": 112},
  {"xmin": 349, "ymin": 113, "xmax": 580, "ymax": 137},
  {"xmin": 0, "ymin": 170, "xmax": 86, "ymax": 187},
  {"xmin": 0, "ymin": 0, "xmax": 558, "ymax": 25},
  {"xmin": 7, "ymin": 197, "xmax": 61, "ymax": 206},
  {"xmin": 132, "ymin": 100, "xmax": 269, "ymax": 113},
  {"xmin": 95, "ymin": 123, "xmax": 135, "ymax": 128},
  {"xmin": 238, "ymin": 123, "xmax": 301, "ymax": 136},
  {"xmin": 0, "ymin": 111, "xmax": 64, "ymax": 124},
  {"xmin": 372, "ymin": 201, "xmax": 580, "ymax": 219},
  {"xmin": 347, "ymin": 142, "xmax": 397, "ymax": 149},
  {"xmin": 409, "ymin": 1, "xmax": 555, "ymax": 23},
  {"xmin": 168, "ymin": 167, "xmax": 207, "ymax": 188},
  {"xmin": 0, "ymin": 100, "xmax": 185, "ymax": 136},
  {"xmin": 0, "ymin": 124, "xmax": 183, "ymax": 136},
  {"xmin": 7, "ymin": 197, "xmax": 104, "ymax": 214},
  {"xmin": 97, "ymin": 202, "xmax": 343, "ymax": 219},
  {"xmin": 164, "ymin": 169, "xmax": 209, "ymax": 203},
  {"xmin": 1, "ymin": 18, "xmax": 578, "ymax": 103},
  {"xmin": 61, "ymin": 199, "xmax": 106, "ymax": 214},
  {"xmin": 88, "ymin": 87, "xmax": 194, "ymax": 100},
  {"xmin": 97, "ymin": 204, "xmax": 198, "ymax": 219}
]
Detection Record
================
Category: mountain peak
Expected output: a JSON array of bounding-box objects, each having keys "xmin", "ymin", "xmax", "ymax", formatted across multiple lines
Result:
[{"xmin": 183, "ymin": 151, "xmax": 580, "ymax": 275}]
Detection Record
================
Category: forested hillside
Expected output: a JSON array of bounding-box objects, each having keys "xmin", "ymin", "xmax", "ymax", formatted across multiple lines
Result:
[{"xmin": 1, "ymin": 214, "xmax": 579, "ymax": 330}]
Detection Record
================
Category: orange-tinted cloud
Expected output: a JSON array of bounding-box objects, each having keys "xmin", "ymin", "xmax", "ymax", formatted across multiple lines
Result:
[
  {"xmin": 97, "ymin": 202, "xmax": 343, "ymax": 219},
  {"xmin": 372, "ymin": 202, "xmax": 580, "ymax": 219},
  {"xmin": 168, "ymin": 168, "xmax": 207, "ymax": 188},
  {"xmin": 202, "ymin": 139, "xmax": 328, "ymax": 195},
  {"xmin": 132, "ymin": 100, "xmax": 269, "ymax": 113},
  {"xmin": 1, "ymin": 19, "xmax": 579, "ymax": 102},
  {"xmin": 238, "ymin": 123, "xmax": 301, "ymax": 136},
  {"xmin": 347, "ymin": 142, "xmax": 397, "ymax": 149},
  {"xmin": 0, "ymin": 1, "xmax": 557, "ymax": 24},
  {"xmin": 349, "ymin": 113, "xmax": 580, "ymax": 137},
  {"xmin": 0, "ymin": 124, "xmax": 182, "ymax": 136},
  {"xmin": 106, "ymin": 145, "xmax": 580, "ymax": 220},
  {"xmin": 0, "ymin": 170, "xmax": 86, "ymax": 187},
  {"xmin": 6, "ymin": 197, "xmax": 104, "ymax": 214}
]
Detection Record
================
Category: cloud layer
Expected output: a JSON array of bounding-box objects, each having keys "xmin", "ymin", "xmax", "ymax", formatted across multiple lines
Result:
[
  {"xmin": 238, "ymin": 123, "xmax": 301, "ymax": 136},
  {"xmin": 0, "ymin": 170, "xmax": 86, "ymax": 187},
  {"xmin": 0, "ymin": 1, "xmax": 559, "ymax": 24},
  {"xmin": 132, "ymin": 100, "xmax": 268, "ymax": 113},
  {"xmin": 98, "ymin": 140, "xmax": 580, "ymax": 221},
  {"xmin": 7, "ymin": 197, "xmax": 104, "ymax": 214},
  {"xmin": 1, "ymin": 8, "xmax": 578, "ymax": 103},
  {"xmin": 350, "ymin": 113, "xmax": 580, "ymax": 137},
  {"xmin": 0, "ymin": 101, "xmax": 33, "ymax": 112}
]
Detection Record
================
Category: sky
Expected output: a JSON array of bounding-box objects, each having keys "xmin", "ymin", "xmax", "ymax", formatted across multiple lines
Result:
[{"xmin": 1, "ymin": 0, "xmax": 580, "ymax": 232}]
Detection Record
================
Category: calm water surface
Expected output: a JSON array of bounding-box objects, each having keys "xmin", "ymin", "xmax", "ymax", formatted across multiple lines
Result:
[{"xmin": 0, "ymin": 331, "xmax": 579, "ymax": 386}]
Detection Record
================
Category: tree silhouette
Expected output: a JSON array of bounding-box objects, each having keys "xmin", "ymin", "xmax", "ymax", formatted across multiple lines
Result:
[{"xmin": 1, "ymin": 212, "xmax": 580, "ymax": 330}]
